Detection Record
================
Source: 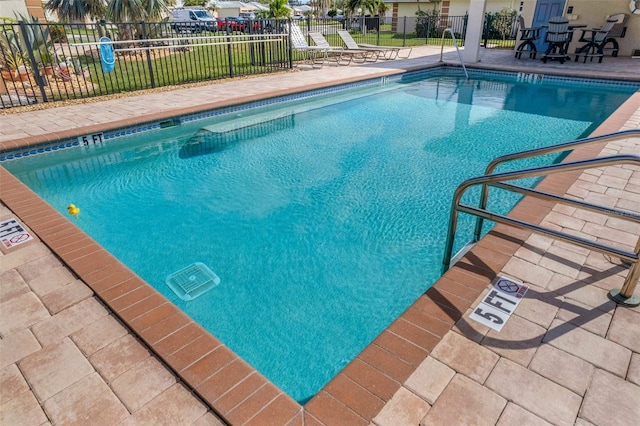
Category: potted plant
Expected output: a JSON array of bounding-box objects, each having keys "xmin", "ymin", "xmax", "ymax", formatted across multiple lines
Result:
[{"xmin": 0, "ymin": 31, "xmax": 30, "ymax": 81}]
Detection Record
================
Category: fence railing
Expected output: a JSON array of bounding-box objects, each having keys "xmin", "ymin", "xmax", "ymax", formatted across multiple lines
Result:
[{"xmin": 0, "ymin": 15, "xmax": 518, "ymax": 109}]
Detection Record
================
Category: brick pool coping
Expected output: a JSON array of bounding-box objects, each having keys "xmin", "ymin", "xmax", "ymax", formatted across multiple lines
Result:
[{"xmin": 1, "ymin": 80, "xmax": 638, "ymax": 424}]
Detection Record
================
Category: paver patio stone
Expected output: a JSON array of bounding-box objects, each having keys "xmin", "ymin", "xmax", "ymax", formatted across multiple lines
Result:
[
  {"xmin": 43, "ymin": 372, "xmax": 128, "ymax": 426},
  {"xmin": 0, "ymin": 269, "xmax": 29, "ymax": 303},
  {"xmin": 485, "ymin": 358, "xmax": 581, "ymax": 426},
  {"xmin": 538, "ymin": 246, "xmax": 587, "ymax": 279},
  {"xmin": 71, "ymin": 314, "xmax": 129, "ymax": 356},
  {"xmin": 628, "ymin": 354, "xmax": 640, "ymax": 386},
  {"xmin": 452, "ymin": 308, "xmax": 491, "ymax": 343},
  {"xmin": 19, "ymin": 337, "xmax": 94, "ymax": 402},
  {"xmin": 0, "ymin": 364, "xmax": 29, "ymax": 405},
  {"xmin": 529, "ymin": 344, "xmax": 594, "ymax": 396},
  {"xmin": 580, "ymin": 369, "xmax": 640, "ymax": 426},
  {"xmin": 542, "ymin": 211, "xmax": 586, "ymax": 231},
  {"xmin": 119, "ymin": 383, "xmax": 209, "ymax": 425},
  {"xmin": 543, "ymin": 319, "xmax": 631, "ymax": 377},
  {"xmin": 501, "ymin": 257, "xmax": 554, "ymax": 288},
  {"xmin": 110, "ymin": 356, "xmax": 176, "ymax": 412},
  {"xmin": 0, "ymin": 292, "xmax": 50, "ymax": 337},
  {"xmin": 512, "ymin": 283, "xmax": 560, "ymax": 329},
  {"xmin": 430, "ymin": 331, "xmax": 499, "ymax": 384},
  {"xmin": 21, "ymin": 265, "xmax": 76, "ymax": 298},
  {"xmin": 607, "ymin": 307, "xmax": 640, "ymax": 353},
  {"xmin": 193, "ymin": 411, "xmax": 225, "ymax": 425},
  {"xmin": 481, "ymin": 314, "xmax": 546, "ymax": 367},
  {"xmin": 551, "ymin": 277, "xmax": 617, "ymax": 312},
  {"xmin": 373, "ymin": 386, "xmax": 429, "ymax": 426},
  {"xmin": 582, "ymin": 222, "xmax": 637, "ymax": 247},
  {"xmin": 496, "ymin": 403, "xmax": 552, "ymax": 426},
  {"xmin": 40, "ymin": 279, "xmax": 93, "ymax": 314},
  {"xmin": 404, "ymin": 356, "xmax": 455, "ymax": 405},
  {"xmin": 0, "ymin": 329, "xmax": 41, "ymax": 370},
  {"xmin": 420, "ymin": 374, "xmax": 505, "ymax": 426},
  {"xmin": 555, "ymin": 299, "xmax": 613, "ymax": 338},
  {"xmin": 31, "ymin": 297, "xmax": 108, "ymax": 346},
  {"xmin": 90, "ymin": 334, "xmax": 150, "ymax": 382},
  {"xmin": 0, "ymin": 388, "xmax": 47, "ymax": 426},
  {"xmin": 0, "ymin": 243, "xmax": 50, "ymax": 272}
]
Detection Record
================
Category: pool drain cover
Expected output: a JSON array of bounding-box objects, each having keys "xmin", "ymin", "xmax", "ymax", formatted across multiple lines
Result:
[{"xmin": 166, "ymin": 262, "xmax": 220, "ymax": 301}]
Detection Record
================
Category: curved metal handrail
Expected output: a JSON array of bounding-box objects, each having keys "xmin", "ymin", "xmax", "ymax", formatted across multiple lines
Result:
[
  {"xmin": 442, "ymin": 154, "xmax": 640, "ymax": 306},
  {"xmin": 473, "ymin": 129, "xmax": 640, "ymax": 241},
  {"xmin": 439, "ymin": 28, "xmax": 468, "ymax": 78}
]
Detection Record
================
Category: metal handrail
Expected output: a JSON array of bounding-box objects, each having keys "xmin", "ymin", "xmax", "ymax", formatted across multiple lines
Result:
[
  {"xmin": 442, "ymin": 153, "xmax": 640, "ymax": 307},
  {"xmin": 439, "ymin": 28, "xmax": 468, "ymax": 78},
  {"xmin": 473, "ymin": 129, "xmax": 640, "ymax": 241}
]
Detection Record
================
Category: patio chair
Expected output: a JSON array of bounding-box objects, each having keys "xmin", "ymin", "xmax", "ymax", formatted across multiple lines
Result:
[
  {"xmin": 288, "ymin": 24, "xmax": 333, "ymax": 68},
  {"xmin": 307, "ymin": 32, "xmax": 377, "ymax": 64},
  {"xmin": 514, "ymin": 15, "xmax": 540, "ymax": 59},
  {"xmin": 573, "ymin": 17, "xmax": 618, "ymax": 63},
  {"xmin": 336, "ymin": 30, "xmax": 412, "ymax": 60},
  {"xmin": 541, "ymin": 16, "xmax": 572, "ymax": 64},
  {"xmin": 601, "ymin": 13, "xmax": 628, "ymax": 57}
]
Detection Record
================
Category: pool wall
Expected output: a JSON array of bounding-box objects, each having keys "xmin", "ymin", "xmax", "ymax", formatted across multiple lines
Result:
[{"xmin": 1, "ymin": 70, "xmax": 639, "ymax": 423}]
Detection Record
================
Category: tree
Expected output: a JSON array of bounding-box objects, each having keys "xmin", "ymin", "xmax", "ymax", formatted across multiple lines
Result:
[
  {"xmin": 183, "ymin": 0, "xmax": 207, "ymax": 6},
  {"xmin": 268, "ymin": 0, "xmax": 290, "ymax": 19},
  {"xmin": 45, "ymin": 0, "xmax": 106, "ymax": 22},
  {"xmin": 490, "ymin": 8, "xmax": 517, "ymax": 40}
]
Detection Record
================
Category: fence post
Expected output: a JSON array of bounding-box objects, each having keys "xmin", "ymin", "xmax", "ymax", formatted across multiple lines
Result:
[
  {"xmin": 287, "ymin": 20, "xmax": 293, "ymax": 69},
  {"xmin": 140, "ymin": 21, "xmax": 156, "ymax": 88},
  {"xmin": 18, "ymin": 20, "xmax": 48, "ymax": 103},
  {"xmin": 403, "ymin": 16, "xmax": 407, "ymax": 47},
  {"xmin": 483, "ymin": 14, "xmax": 491, "ymax": 47},
  {"xmin": 226, "ymin": 20, "xmax": 234, "ymax": 78},
  {"xmin": 462, "ymin": 13, "xmax": 469, "ymax": 45}
]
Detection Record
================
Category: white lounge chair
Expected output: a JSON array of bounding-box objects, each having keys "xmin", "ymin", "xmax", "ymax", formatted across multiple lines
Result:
[
  {"xmin": 337, "ymin": 30, "xmax": 412, "ymax": 60},
  {"xmin": 307, "ymin": 31, "xmax": 377, "ymax": 64},
  {"xmin": 288, "ymin": 24, "xmax": 332, "ymax": 68}
]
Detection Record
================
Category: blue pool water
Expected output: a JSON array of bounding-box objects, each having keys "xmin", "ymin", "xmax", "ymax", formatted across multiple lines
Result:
[{"xmin": 5, "ymin": 72, "xmax": 637, "ymax": 403}]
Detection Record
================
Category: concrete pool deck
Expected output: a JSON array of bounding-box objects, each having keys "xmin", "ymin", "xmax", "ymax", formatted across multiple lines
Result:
[{"xmin": 0, "ymin": 47, "xmax": 639, "ymax": 425}]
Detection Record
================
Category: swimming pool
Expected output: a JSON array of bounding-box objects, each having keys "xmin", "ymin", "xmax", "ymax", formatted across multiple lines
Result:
[{"xmin": 4, "ymin": 70, "xmax": 638, "ymax": 403}]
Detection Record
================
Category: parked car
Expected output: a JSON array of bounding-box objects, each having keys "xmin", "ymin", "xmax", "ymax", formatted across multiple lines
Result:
[
  {"xmin": 219, "ymin": 16, "xmax": 261, "ymax": 32},
  {"xmin": 170, "ymin": 7, "xmax": 218, "ymax": 33},
  {"xmin": 292, "ymin": 14, "xmax": 305, "ymax": 20}
]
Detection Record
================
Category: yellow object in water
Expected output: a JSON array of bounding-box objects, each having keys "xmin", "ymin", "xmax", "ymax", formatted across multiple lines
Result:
[{"xmin": 67, "ymin": 204, "xmax": 80, "ymax": 218}]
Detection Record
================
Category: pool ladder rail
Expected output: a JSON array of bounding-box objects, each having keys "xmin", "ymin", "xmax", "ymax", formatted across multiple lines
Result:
[
  {"xmin": 442, "ymin": 129, "xmax": 640, "ymax": 307},
  {"xmin": 439, "ymin": 28, "xmax": 469, "ymax": 79}
]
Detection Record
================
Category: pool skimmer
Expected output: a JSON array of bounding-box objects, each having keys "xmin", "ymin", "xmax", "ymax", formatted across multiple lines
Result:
[{"xmin": 166, "ymin": 262, "xmax": 220, "ymax": 301}]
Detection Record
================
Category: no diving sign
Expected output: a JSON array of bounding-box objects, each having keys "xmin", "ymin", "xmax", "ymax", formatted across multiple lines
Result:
[
  {"xmin": 469, "ymin": 275, "xmax": 529, "ymax": 332},
  {"xmin": 0, "ymin": 218, "xmax": 34, "ymax": 249}
]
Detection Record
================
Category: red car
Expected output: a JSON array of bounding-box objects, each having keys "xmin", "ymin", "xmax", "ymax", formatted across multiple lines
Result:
[{"xmin": 217, "ymin": 17, "xmax": 260, "ymax": 32}]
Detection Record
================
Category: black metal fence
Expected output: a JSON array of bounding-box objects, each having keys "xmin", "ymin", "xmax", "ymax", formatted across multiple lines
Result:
[{"xmin": 0, "ymin": 15, "xmax": 518, "ymax": 109}]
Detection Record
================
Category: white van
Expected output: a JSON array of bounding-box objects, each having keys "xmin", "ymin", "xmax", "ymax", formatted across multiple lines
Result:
[{"xmin": 170, "ymin": 7, "xmax": 218, "ymax": 33}]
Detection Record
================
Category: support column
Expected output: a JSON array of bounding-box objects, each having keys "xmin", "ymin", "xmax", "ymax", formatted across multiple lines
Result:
[{"xmin": 462, "ymin": 0, "xmax": 487, "ymax": 63}]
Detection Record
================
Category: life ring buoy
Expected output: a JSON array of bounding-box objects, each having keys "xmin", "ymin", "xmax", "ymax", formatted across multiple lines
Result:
[{"xmin": 631, "ymin": 0, "xmax": 640, "ymax": 15}]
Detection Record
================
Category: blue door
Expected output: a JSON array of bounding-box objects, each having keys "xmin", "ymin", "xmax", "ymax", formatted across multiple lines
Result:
[{"xmin": 532, "ymin": 0, "xmax": 566, "ymax": 50}]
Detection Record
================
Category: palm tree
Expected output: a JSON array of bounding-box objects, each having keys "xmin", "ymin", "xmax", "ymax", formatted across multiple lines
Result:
[
  {"xmin": 268, "ymin": 0, "xmax": 290, "ymax": 19},
  {"xmin": 45, "ymin": 0, "xmax": 106, "ymax": 22}
]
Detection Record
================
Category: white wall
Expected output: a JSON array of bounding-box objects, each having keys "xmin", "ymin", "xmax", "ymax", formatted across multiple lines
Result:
[
  {"xmin": 448, "ymin": 0, "xmax": 519, "ymax": 15},
  {"xmin": 0, "ymin": 0, "xmax": 29, "ymax": 19}
]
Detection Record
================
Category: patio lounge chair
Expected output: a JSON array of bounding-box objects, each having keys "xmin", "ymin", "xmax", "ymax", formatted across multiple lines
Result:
[
  {"xmin": 336, "ymin": 30, "xmax": 412, "ymax": 60},
  {"xmin": 514, "ymin": 15, "xmax": 540, "ymax": 59},
  {"xmin": 541, "ymin": 16, "xmax": 572, "ymax": 64},
  {"xmin": 288, "ymin": 24, "xmax": 333, "ymax": 68},
  {"xmin": 601, "ymin": 13, "xmax": 629, "ymax": 57},
  {"xmin": 573, "ymin": 17, "xmax": 618, "ymax": 63},
  {"xmin": 307, "ymin": 32, "xmax": 377, "ymax": 64}
]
